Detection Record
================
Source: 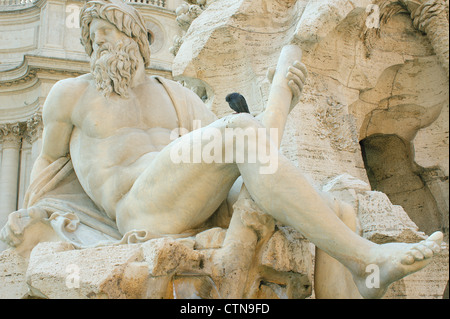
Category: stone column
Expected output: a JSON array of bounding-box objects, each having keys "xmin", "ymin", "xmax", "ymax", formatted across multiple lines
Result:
[
  {"xmin": 16, "ymin": 113, "xmax": 44, "ymax": 210},
  {"xmin": 0, "ymin": 123, "xmax": 24, "ymax": 246},
  {"xmin": 17, "ymin": 139, "xmax": 31, "ymax": 210},
  {"xmin": 26, "ymin": 113, "xmax": 43, "ymax": 168}
]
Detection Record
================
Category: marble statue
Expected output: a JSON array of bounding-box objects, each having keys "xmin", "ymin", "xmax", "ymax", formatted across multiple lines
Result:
[{"xmin": 0, "ymin": 0, "xmax": 445, "ymax": 299}]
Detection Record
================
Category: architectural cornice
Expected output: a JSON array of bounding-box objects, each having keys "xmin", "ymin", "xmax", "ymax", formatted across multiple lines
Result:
[
  {"xmin": 0, "ymin": 97, "xmax": 41, "ymax": 124},
  {"xmin": 0, "ymin": 55, "xmax": 89, "ymax": 88},
  {"xmin": 0, "ymin": 54, "xmax": 173, "ymax": 89},
  {"xmin": 131, "ymin": 2, "xmax": 177, "ymax": 18}
]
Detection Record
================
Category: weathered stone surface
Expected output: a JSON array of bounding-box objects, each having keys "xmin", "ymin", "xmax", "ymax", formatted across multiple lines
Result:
[
  {"xmin": 357, "ymin": 191, "xmax": 427, "ymax": 243},
  {"xmin": 194, "ymin": 227, "xmax": 226, "ymax": 249},
  {"xmin": 142, "ymin": 237, "xmax": 203, "ymax": 276},
  {"xmin": 4, "ymin": 224, "xmax": 315, "ymax": 299},
  {"xmin": 261, "ymin": 225, "xmax": 313, "ymax": 275},
  {"xmin": 0, "ymin": 248, "xmax": 28, "ymax": 299},
  {"xmin": 0, "ymin": 0, "xmax": 448, "ymax": 300},
  {"xmin": 26, "ymin": 242, "xmax": 145, "ymax": 298}
]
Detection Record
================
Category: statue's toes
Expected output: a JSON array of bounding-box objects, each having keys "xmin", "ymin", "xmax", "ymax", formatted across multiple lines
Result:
[
  {"xmin": 401, "ymin": 253, "xmax": 415, "ymax": 265},
  {"xmin": 426, "ymin": 231, "xmax": 444, "ymax": 245},
  {"xmin": 411, "ymin": 249, "xmax": 424, "ymax": 261},
  {"xmin": 420, "ymin": 245, "xmax": 434, "ymax": 259},
  {"xmin": 424, "ymin": 239, "xmax": 441, "ymax": 254}
]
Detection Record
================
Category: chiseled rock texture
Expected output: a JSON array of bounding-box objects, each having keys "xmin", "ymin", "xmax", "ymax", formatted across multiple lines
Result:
[
  {"xmin": 2, "ymin": 229, "xmax": 312, "ymax": 299},
  {"xmin": 0, "ymin": 188, "xmax": 447, "ymax": 299},
  {"xmin": 172, "ymin": 0, "xmax": 448, "ymax": 299},
  {"xmin": 0, "ymin": 249, "xmax": 28, "ymax": 299},
  {"xmin": 0, "ymin": 0, "xmax": 448, "ymax": 299}
]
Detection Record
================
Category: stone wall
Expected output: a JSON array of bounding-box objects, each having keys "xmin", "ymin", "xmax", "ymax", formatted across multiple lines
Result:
[{"xmin": 172, "ymin": 0, "xmax": 449, "ymax": 241}]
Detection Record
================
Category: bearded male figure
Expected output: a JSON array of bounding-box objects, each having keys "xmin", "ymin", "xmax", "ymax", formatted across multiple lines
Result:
[{"xmin": 0, "ymin": 0, "xmax": 445, "ymax": 299}]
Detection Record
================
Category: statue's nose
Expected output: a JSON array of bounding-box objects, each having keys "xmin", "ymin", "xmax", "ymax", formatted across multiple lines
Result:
[{"xmin": 93, "ymin": 31, "xmax": 106, "ymax": 47}]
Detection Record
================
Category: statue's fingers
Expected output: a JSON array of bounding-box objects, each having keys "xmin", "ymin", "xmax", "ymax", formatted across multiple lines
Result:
[
  {"xmin": 293, "ymin": 61, "xmax": 308, "ymax": 78},
  {"xmin": 411, "ymin": 249, "xmax": 424, "ymax": 261},
  {"xmin": 421, "ymin": 247, "xmax": 434, "ymax": 259},
  {"xmin": 288, "ymin": 65, "xmax": 306, "ymax": 85},
  {"xmin": 288, "ymin": 80, "xmax": 301, "ymax": 103},
  {"xmin": 7, "ymin": 212, "xmax": 22, "ymax": 235},
  {"xmin": 0, "ymin": 222, "xmax": 21, "ymax": 247},
  {"xmin": 413, "ymin": 243, "xmax": 434, "ymax": 258},
  {"xmin": 287, "ymin": 71, "xmax": 304, "ymax": 93}
]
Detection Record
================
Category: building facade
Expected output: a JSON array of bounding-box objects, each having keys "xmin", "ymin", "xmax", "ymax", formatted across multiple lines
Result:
[{"xmin": 0, "ymin": 0, "xmax": 184, "ymax": 237}]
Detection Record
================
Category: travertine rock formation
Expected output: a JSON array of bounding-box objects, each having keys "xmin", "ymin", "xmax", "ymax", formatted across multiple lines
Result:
[{"xmin": 0, "ymin": 0, "xmax": 448, "ymax": 299}]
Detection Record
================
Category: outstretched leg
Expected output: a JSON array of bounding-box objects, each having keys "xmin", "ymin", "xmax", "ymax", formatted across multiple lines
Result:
[
  {"xmin": 117, "ymin": 113, "xmax": 443, "ymax": 299},
  {"xmin": 225, "ymin": 114, "xmax": 443, "ymax": 299}
]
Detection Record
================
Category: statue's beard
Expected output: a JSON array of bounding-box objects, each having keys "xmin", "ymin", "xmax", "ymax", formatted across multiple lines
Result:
[{"xmin": 90, "ymin": 38, "xmax": 140, "ymax": 98}]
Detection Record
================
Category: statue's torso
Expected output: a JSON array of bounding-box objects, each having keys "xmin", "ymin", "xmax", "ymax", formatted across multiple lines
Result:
[{"xmin": 69, "ymin": 76, "xmax": 180, "ymax": 218}]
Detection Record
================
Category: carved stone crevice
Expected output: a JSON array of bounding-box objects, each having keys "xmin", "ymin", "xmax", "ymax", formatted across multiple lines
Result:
[{"xmin": 364, "ymin": 0, "xmax": 449, "ymax": 77}]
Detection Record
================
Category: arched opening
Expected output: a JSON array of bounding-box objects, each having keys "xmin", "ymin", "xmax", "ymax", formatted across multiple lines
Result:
[{"xmin": 360, "ymin": 134, "xmax": 444, "ymax": 236}]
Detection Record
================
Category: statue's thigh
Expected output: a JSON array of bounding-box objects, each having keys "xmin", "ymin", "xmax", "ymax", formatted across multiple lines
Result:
[{"xmin": 116, "ymin": 130, "xmax": 240, "ymax": 234}]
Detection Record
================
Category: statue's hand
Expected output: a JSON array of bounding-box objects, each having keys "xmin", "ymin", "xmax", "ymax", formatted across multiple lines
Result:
[
  {"xmin": 266, "ymin": 61, "xmax": 308, "ymax": 112},
  {"xmin": 0, "ymin": 207, "xmax": 47, "ymax": 247},
  {"xmin": 286, "ymin": 61, "xmax": 308, "ymax": 111}
]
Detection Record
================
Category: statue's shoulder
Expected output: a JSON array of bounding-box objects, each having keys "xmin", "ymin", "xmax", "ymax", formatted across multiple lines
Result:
[
  {"xmin": 44, "ymin": 74, "xmax": 93, "ymax": 121},
  {"xmin": 49, "ymin": 73, "xmax": 93, "ymax": 99},
  {"xmin": 53, "ymin": 73, "xmax": 93, "ymax": 92}
]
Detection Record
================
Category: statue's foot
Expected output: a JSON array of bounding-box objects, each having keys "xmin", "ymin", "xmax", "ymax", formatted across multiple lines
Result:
[{"xmin": 354, "ymin": 231, "xmax": 444, "ymax": 299}]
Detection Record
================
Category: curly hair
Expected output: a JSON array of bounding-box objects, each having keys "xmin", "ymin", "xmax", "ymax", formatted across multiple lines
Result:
[{"xmin": 80, "ymin": 0, "xmax": 151, "ymax": 67}]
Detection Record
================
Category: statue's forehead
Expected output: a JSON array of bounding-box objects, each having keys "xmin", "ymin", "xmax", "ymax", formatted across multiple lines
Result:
[
  {"xmin": 88, "ymin": 17, "xmax": 129, "ymax": 40},
  {"xmin": 89, "ymin": 18, "xmax": 119, "ymax": 31}
]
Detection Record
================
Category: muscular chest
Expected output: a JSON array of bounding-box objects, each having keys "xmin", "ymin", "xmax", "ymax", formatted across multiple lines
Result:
[{"xmin": 73, "ymin": 85, "xmax": 179, "ymax": 138}]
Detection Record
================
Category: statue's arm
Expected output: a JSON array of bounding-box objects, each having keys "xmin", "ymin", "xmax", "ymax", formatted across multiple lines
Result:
[
  {"xmin": 30, "ymin": 80, "xmax": 76, "ymax": 182},
  {"xmin": 257, "ymin": 46, "xmax": 307, "ymax": 148},
  {"xmin": 0, "ymin": 80, "xmax": 77, "ymax": 248}
]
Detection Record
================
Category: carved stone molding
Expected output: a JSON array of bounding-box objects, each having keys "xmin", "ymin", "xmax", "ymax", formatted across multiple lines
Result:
[
  {"xmin": 0, "ymin": 122, "xmax": 25, "ymax": 149},
  {"xmin": 25, "ymin": 112, "xmax": 43, "ymax": 144}
]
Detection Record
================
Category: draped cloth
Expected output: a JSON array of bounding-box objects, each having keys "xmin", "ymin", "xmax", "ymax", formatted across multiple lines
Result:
[{"xmin": 4, "ymin": 76, "xmax": 217, "ymax": 249}]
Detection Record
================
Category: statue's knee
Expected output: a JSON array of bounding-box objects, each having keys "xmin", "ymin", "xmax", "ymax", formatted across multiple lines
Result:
[{"xmin": 225, "ymin": 113, "xmax": 261, "ymax": 130}]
